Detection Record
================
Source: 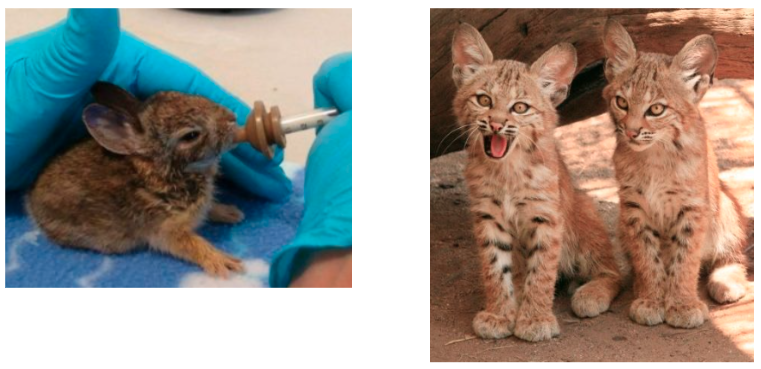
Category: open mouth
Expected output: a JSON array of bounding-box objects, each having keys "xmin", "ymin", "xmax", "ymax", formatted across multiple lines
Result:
[{"xmin": 483, "ymin": 134, "xmax": 513, "ymax": 159}]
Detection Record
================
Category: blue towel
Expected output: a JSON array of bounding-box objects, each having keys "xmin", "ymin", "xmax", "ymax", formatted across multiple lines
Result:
[{"xmin": 5, "ymin": 164, "xmax": 305, "ymax": 288}]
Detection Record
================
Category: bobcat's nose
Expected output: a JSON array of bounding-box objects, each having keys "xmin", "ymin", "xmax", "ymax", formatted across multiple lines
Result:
[
  {"xmin": 489, "ymin": 122, "xmax": 503, "ymax": 132},
  {"xmin": 625, "ymin": 128, "xmax": 641, "ymax": 139}
]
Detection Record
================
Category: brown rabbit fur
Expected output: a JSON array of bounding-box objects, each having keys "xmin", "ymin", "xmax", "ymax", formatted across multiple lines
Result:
[
  {"xmin": 26, "ymin": 82, "xmax": 246, "ymax": 278},
  {"xmin": 451, "ymin": 23, "xmax": 625, "ymax": 342},
  {"xmin": 602, "ymin": 19, "xmax": 748, "ymax": 328}
]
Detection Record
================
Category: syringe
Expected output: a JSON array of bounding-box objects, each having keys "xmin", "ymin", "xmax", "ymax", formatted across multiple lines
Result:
[{"xmin": 234, "ymin": 101, "xmax": 338, "ymax": 159}]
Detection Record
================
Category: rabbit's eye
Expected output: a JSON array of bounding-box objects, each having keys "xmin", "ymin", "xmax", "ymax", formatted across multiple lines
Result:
[{"xmin": 180, "ymin": 131, "xmax": 200, "ymax": 143}]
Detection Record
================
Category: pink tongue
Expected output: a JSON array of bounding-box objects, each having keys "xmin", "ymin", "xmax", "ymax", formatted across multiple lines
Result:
[{"xmin": 491, "ymin": 135, "xmax": 508, "ymax": 157}]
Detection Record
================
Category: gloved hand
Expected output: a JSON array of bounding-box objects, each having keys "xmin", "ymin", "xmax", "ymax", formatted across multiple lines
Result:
[
  {"xmin": 270, "ymin": 52, "xmax": 352, "ymax": 287},
  {"xmin": 6, "ymin": 9, "xmax": 291, "ymax": 201}
]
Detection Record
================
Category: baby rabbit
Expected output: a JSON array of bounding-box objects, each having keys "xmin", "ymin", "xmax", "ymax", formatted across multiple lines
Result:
[{"xmin": 26, "ymin": 82, "xmax": 246, "ymax": 278}]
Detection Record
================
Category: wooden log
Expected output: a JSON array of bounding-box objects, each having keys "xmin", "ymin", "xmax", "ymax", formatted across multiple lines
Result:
[{"xmin": 430, "ymin": 8, "xmax": 754, "ymax": 158}]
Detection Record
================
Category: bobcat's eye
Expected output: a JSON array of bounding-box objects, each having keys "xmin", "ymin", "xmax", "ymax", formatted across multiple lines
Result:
[
  {"xmin": 616, "ymin": 96, "xmax": 629, "ymax": 110},
  {"xmin": 476, "ymin": 94, "xmax": 492, "ymax": 107},
  {"xmin": 647, "ymin": 103, "xmax": 666, "ymax": 117},
  {"xmin": 512, "ymin": 102, "xmax": 530, "ymax": 114}
]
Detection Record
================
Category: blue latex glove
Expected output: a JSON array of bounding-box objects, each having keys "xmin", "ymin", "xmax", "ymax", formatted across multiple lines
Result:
[
  {"xmin": 270, "ymin": 53, "xmax": 352, "ymax": 287},
  {"xmin": 6, "ymin": 9, "xmax": 291, "ymax": 201}
]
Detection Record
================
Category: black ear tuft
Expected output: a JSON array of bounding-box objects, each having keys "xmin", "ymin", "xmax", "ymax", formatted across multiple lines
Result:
[{"xmin": 90, "ymin": 82, "xmax": 143, "ymax": 132}]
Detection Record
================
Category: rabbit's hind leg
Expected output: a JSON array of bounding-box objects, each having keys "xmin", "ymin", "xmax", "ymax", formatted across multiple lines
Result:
[
  {"xmin": 44, "ymin": 222, "xmax": 141, "ymax": 255},
  {"xmin": 207, "ymin": 202, "xmax": 245, "ymax": 224}
]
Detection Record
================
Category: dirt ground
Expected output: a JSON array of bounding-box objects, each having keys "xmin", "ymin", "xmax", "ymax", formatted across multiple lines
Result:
[{"xmin": 430, "ymin": 79, "xmax": 754, "ymax": 362}]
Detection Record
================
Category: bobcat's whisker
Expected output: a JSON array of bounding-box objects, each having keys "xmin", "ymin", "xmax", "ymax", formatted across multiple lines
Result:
[
  {"xmin": 436, "ymin": 123, "xmax": 476, "ymax": 154},
  {"xmin": 441, "ymin": 125, "xmax": 478, "ymax": 155},
  {"xmin": 463, "ymin": 126, "xmax": 481, "ymax": 149},
  {"xmin": 517, "ymin": 130, "xmax": 545, "ymax": 165}
]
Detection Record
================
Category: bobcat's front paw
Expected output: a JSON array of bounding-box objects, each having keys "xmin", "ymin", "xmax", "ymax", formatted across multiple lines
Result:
[
  {"xmin": 571, "ymin": 282, "xmax": 613, "ymax": 318},
  {"xmin": 629, "ymin": 298, "xmax": 664, "ymax": 326},
  {"xmin": 665, "ymin": 299, "xmax": 708, "ymax": 329},
  {"xmin": 472, "ymin": 311, "xmax": 512, "ymax": 339},
  {"xmin": 513, "ymin": 313, "xmax": 559, "ymax": 342}
]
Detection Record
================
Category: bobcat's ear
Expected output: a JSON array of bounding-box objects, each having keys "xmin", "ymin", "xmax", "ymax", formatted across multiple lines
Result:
[
  {"xmin": 602, "ymin": 19, "xmax": 637, "ymax": 81},
  {"xmin": 530, "ymin": 43, "xmax": 577, "ymax": 107},
  {"xmin": 451, "ymin": 23, "xmax": 493, "ymax": 87},
  {"xmin": 671, "ymin": 34, "xmax": 718, "ymax": 103}
]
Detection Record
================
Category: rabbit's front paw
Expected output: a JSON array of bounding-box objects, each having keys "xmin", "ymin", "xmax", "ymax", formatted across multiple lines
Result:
[
  {"xmin": 208, "ymin": 203, "xmax": 245, "ymax": 224},
  {"xmin": 201, "ymin": 251, "xmax": 244, "ymax": 278}
]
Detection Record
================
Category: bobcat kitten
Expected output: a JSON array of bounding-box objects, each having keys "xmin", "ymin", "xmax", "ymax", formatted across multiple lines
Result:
[
  {"xmin": 451, "ymin": 23, "xmax": 624, "ymax": 342},
  {"xmin": 602, "ymin": 19, "xmax": 748, "ymax": 328}
]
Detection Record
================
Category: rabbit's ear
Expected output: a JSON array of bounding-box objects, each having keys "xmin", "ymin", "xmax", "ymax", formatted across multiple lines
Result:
[
  {"xmin": 90, "ymin": 82, "xmax": 143, "ymax": 132},
  {"xmin": 82, "ymin": 104, "xmax": 147, "ymax": 155}
]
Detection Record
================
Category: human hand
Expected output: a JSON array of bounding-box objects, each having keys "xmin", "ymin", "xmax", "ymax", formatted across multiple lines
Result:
[
  {"xmin": 313, "ymin": 52, "xmax": 352, "ymax": 115},
  {"xmin": 290, "ymin": 249, "xmax": 352, "ymax": 288},
  {"xmin": 6, "ymin": 9, "xmax": 290, "ymax": 201},
  {"xmin": 269, "ymin": 53, "xmax": 352, "ymax": 287}
]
